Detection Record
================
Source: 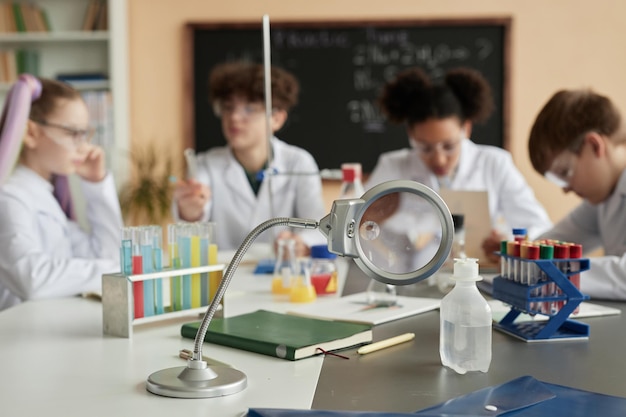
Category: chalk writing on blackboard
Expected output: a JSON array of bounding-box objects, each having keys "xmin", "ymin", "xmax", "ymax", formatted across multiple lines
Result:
[{"xmin": 188, "ymin": 20, "xmax": 510, "ymax": 171}]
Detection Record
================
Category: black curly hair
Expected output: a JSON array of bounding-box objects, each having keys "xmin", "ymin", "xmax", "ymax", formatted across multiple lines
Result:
[{"xmin": 378, "ymin": 67, "xmax": 494, "ymax": 126}]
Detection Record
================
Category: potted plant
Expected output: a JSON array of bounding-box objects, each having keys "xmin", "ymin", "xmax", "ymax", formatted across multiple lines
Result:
[{"xmin": 119, "ymin": 142, "xmax": 175, "ymax": 226}]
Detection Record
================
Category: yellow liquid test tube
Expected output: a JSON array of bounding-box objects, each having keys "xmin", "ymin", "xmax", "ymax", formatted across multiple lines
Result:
[
  {"xmin": 190, "ymin": 233, "xmax": 201, "ymax": 308},
  {"xmin": 208, "ymin": 243, "xmax": 220, "ymax": 302}
]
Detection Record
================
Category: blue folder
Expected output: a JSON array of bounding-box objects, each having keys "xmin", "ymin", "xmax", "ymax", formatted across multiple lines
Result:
[{"xmin": 248, "ymin": 376, "xmax": 626, "ymax": 417}]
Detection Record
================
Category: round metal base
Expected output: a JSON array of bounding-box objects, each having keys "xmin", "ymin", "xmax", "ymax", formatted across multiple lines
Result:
[{"xmin": 146, "ymin": 365, "xmax": 247, "ymax": 398}]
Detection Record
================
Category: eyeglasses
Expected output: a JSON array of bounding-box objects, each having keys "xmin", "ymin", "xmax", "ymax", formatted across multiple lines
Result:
[
  {"xmin": 413, "ymin": 139, "xmax": 462, "ymax": 157},
  {"xmin": 544, "ymin": 134, "xmax": 588, "ymax": 188},
  {"xmin": 213, "ymin": 101, "xmax": 267, "ymax": 119},
  {"xmin": 31, "ymin": 119, "xmax": 95, "ymax": 148}
]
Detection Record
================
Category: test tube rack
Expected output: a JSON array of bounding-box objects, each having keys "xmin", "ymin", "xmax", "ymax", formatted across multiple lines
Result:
[
  {"xmin": 492, "ymin": 255, "xmax": 590, "ymax": 342},
  {"xmin": 102, "ymin": 264, "xmax": 225, "ymax": 338}
]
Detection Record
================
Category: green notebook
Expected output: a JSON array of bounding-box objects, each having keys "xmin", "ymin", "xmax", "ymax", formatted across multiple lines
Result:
[{"xmin": 181, "ymin": 310, "xmax": 373, "ymax": 361}]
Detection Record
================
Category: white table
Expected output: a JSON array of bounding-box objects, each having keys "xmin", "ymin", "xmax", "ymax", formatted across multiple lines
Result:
[{"xmin": 0, "ymin": 256, "xmax": 350, "ymax": 417}]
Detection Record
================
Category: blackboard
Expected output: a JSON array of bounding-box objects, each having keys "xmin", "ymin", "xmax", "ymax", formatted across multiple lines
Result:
[{"xmin": 184, "ymin": 19, "xmax": 510, "ymax": 172}]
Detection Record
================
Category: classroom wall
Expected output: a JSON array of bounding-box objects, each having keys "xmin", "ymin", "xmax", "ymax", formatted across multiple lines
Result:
[{"xmin": 127, "ymin": 0, "xmax": 626, "ymax": 221}]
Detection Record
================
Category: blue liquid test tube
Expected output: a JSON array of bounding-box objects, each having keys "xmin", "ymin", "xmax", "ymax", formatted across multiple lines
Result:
[{"xmin": 141, "ymin": 226, "xmax": 155, "ymax": 317}]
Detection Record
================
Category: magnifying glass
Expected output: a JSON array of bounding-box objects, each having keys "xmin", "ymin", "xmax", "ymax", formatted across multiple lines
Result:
[
  {"xmin": 319, "ymin": 179, "xmax": 453, "ymax": 285},
  {"xmin": 147, "ymin": 179, "xmax": 454, "ymax": 398}
]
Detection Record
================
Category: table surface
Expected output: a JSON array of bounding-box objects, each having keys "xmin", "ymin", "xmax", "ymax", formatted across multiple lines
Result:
[
  {"xmin": 313, "ymin": 265, "xmax": 626, "ymax": 412},
  {"xmin": 1, "ymin": 257, "xmax": 624, "ymax": 417}
]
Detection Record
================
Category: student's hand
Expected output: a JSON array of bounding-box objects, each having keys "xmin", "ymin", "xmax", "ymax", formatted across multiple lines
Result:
[
  {"xmin": 274, "ymin": 230, "xmax": 310, "ymax": 257},
  {"xmin": 75, "ymin": 144, "xmax": 106, "ymax": 182},
  {"xmin": 174, "ymin": 179, "xmax": 211, "ymax": 222},
  {"xmin": 481, "ymin": 229, "xmax": 506, "ymax": 264}
]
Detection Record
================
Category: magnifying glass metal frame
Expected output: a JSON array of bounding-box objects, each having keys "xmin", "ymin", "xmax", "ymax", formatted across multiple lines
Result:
[{"xmin": 319, "ymin": 179, "xmax": 454, "ymax": 286}]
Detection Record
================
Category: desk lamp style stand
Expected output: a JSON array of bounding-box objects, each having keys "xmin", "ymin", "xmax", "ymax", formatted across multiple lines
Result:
[{"xmin": 146, "ymin": 180, "xmax": 454, "ymax": 398}]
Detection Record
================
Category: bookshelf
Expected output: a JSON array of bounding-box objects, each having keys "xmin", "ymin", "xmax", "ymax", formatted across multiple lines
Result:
[{"xmin": 0, "ymin": 0, "xmax": 129, "ymax": 187}]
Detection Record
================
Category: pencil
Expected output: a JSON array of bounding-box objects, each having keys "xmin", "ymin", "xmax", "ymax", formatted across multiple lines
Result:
[{"xmin": 357, "ymin": 332, "xmax": 415, "ymax": 355}]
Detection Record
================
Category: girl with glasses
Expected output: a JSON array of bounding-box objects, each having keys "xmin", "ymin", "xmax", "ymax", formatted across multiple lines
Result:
[
  {"xmin": 366, "ymin": 67, "xmax": 552, "ymax": 263},
  {"xmin": 172, "ymin": 61, "xmax": 325, "ymax": 256},
  {"xmin": 0, "ymin": 75, "xmax": 123, "ymax": 311},
  {"xmin": 529, "ymin": 88, "xmax": 626, "ymax": 300}
]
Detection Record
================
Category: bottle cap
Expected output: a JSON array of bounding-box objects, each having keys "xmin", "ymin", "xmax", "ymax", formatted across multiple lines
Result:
[
  {"xmin": 452, "ymin": 214, "xmax": 464, "ymax": 230},
  {"xmin": 500, "ymin": 240, "xmax": 508, "ymax": 254},
  {"xmin": 539, "ymin": 244, "xmax": 554, "ymax": 259},
  {"xmin": 341, "ymin": 163, "xmax": 362, "ymax": 182},
  {"xmin": 526, "ymin": 244, "xmax": 540, "ymax": 260},
  {"xmin": 451, "ymin": 258, "xmax": 482, "ymax": 281},
  {"xmin": 569, "ymin": 243, "xmax": 583, "ymax": 258},
  {"xmin": 310, "ymin": 244, "xmax": 337, "ymax": 259},
  {"xmin": 554, "ymin": 244, "xmax": 570, "ymax": 259},
  {"xmin": 512, "ymin": 228, "xmax": 527, "ymax": 237}
]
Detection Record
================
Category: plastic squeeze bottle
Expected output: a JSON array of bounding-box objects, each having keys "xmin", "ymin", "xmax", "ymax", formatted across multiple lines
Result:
[{"xmin": 439, "ymin": 258, "xmax": 492, "ymax": 374}]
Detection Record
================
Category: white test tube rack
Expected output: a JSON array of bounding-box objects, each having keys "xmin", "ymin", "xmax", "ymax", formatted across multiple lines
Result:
[{"xmin": 102, "ymin": 264, "xmax": 225, "ymax": 338}]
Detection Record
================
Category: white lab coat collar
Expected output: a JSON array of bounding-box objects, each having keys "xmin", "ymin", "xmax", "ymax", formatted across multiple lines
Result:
[
  {"xmin": 222, "ymin": 137, "xmax": 293, "ymax": 207},
  {"xmin": 9, "ymin": 165, "xmax": 68, "ymax": 224},
  {"xmin": 12, "ymin": 164, "xmax": 54, "ymax": 194}
]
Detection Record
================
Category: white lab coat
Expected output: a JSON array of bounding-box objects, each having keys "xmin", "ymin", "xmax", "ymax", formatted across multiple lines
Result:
[
  {"xmin": 366, "ymin": 138, "xmax": 553, "ymax": 239},
  {"xmin": 537, "ymin": 170, "xmax": 626, "ymax": 300},
  {"xmin": 177, "ymin": 137, "xmax": 326, "ymax": 250},
  {"xmin": 0, "ymin": 166, "xmax": 123, "ymax": 311}
]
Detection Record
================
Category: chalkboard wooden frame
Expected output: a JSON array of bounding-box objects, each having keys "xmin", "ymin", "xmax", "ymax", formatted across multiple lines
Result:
[{"xmin": 183, "ymin": 18, "xmax": 511, "ymax": 172}]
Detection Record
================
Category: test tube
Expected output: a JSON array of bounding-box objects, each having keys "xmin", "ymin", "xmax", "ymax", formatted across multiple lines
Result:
[
  {"xmin": 499, "ymin": 240, "xmax": 508, "ymax": 279},
  {"xmin": 190, "ymin": 223, "xmax": 202, "ymax": 309},
  {"xmin": 553, "ymin": 244, "xmax": 570, "ymax": 315},
  {"xmin": 569, "ymin": 243, "xmax": 583, "ymax": 314},
  {"xmin": 141, "ymin": 226, "xmax": 155, "ymax": 317},
  {"xmin": 178, "ymin": 223, "xmax": 192, "ymax": 310},
  {"xmin": 131, "ymin": 227, "xmax": 144, "ymax": 319},
  {"xmin": 507, "ymin": 241, "xmax": 521, "ymax": 282},
  {"xmin": 207, "ymin": 223, "xmax": 220, "ymax": 303},
  {"xmin": 152, "ymin": 225, "xmax": 164, "ymax": 315},
  {"xmin": 539, "ymin": 244, "xmax": 554, "ymax": 315},
  {"xmin": 120, "ymin": 227, "xmax": 133, "ymax": 276},
  {"xmin": 198, "ymin": 222, "xmax": 211, "ymax": 306},
  {"xmin": 168, "ymin": 223, "xmax": 183, "ymax": 311},
  {"xmin": 519, "ymin": 243, "xmax": 529, "ymax": 285},
  {"xmin": 525, "ymin": 244, "xmax": 540, "ymax": 313}
]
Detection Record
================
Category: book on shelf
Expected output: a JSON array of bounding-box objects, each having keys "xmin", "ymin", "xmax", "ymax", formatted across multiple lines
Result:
[
  {"xmin": 0, "ymin": 49, "xmax": 39, "ymax": 83},
  {"xmin": 0, "ymin": 2, "xmax": 49, "ymax": 33},
  {"xmin": 82, "ymin": 0, "xmax": 107, "ymax": 31},
  {"xmin": 287, "ymin": 292, "xmax": 441, "ymax": 326},
  {"xmin": 181, "ymin": 309, "xmax": 373, "ymax": 361}
]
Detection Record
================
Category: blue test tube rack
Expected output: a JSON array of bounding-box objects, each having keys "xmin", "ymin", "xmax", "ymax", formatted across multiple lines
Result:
[{"xmin": 492, "ymin": 255, "xmax": 590, "ymax": 342}]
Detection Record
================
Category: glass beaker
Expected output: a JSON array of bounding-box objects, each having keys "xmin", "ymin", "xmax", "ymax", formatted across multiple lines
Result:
[{"xmin": 272, "ymin": 238, "xmax": 298, "ymax": 295}]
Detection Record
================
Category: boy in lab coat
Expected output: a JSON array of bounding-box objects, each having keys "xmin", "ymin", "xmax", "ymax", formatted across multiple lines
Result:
[
  {"xmin": 173, "ymin": 62, "xmax": 325, "ymax": 255},
  {"xmin": 529, "ymin": 88, "xmax": 626, "ymax": 300},
  {"xmin": 367, "ymin": 67, "xmax": 552, "ymax": 263}
]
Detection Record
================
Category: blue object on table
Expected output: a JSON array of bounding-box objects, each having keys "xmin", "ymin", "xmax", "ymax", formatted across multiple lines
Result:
[
  {"xmin": 254, "ymin": 258, "xmax": 276, "ymax": 274},
  {"xmin": 247, "ymin": 376, "xmax": 626, "ymax": 416}
]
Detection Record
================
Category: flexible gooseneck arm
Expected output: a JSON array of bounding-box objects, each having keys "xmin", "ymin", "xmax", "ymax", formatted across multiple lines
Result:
[{"xmin": 191, "ymin": 217, "xmax": 319, "ymax": 362}]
